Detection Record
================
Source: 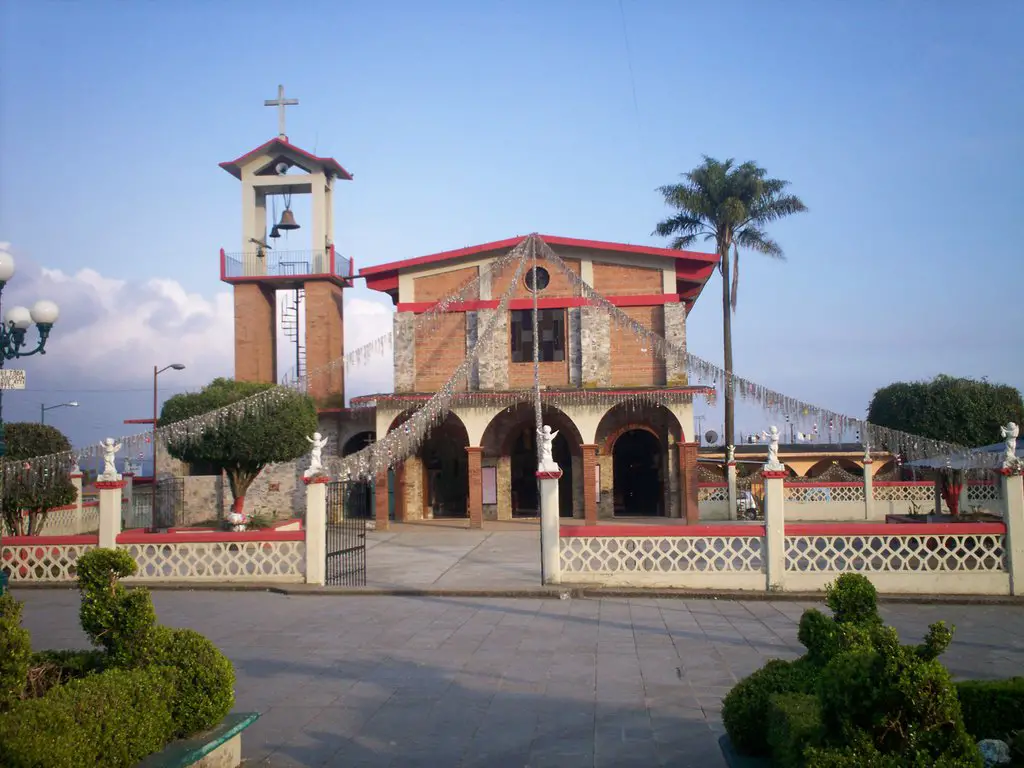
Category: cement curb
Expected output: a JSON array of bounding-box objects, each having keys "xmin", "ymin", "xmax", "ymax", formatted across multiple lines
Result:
[{"xmin": 10, "ymin": 582, "xmax": 1024, "ymax": 605}]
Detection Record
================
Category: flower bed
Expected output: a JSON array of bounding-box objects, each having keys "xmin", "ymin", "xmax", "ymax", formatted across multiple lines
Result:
[{"xmin": 0, "ymin": 548, "xmax": 253, "ymax": 768}]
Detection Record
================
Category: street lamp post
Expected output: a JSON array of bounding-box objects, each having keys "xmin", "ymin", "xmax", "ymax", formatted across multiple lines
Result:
[
  {"xmin": 152, "ymin": 364, "xmax": 185, "ymax": 479},
  {"xmin": 0, "ymin": 249, "xmax": 60, "ymax": 595},
  {"xmin": 40, "ymin": 400, "xmax": 78, "ymax": 424}
]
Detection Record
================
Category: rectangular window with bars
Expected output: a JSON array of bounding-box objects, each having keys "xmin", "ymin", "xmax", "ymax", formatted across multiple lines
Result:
[{"xmin": 510, "ymin": 309, "xmax": 565, "ymax": 363}]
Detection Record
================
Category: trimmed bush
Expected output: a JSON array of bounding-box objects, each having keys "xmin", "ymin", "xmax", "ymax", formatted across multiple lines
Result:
[
  {"xmin": 158, "ymin": 628, "xmax": 235, "ymax": 737},
  {"xmin": 0, "ymin": 594, "xmax": 31, "ymax": 711},
  {"xmin": 721, "ymin": 658, "xmax": 815, "ymax": 755},
  {"xmin": 956, "ymin": 677, "xmax": 1024, "ymax": 740},
  {"xmin": 0, "ymin": 666, "xmax": 176, "ymax": 768},
  {"xmin": 767, "ymin": 692, "xmax": 823, "ymax": 767},
  {"xmin": 25, "ymin": 650, "xmax": 107, "ymax": 699},
  {"xmin": 825, "ymin": 573, "xmax": 882, "ymax": 627}
]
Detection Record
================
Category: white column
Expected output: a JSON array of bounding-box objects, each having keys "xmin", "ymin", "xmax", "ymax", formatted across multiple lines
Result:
[
  {"xmin": 537, "ymin": 470, "xmax": 562, "ymax": 585},
  {"xmin": 862, "ymin": 458, "xmax": 874, "ymax": 521},
  {"xmin": 304, "ymin": 477, "xmax": 328, "ymax": 586},
  {"xmin": 726, "ymin": 450, "xmax": 738, "ymax": 521},
  {"xmin": 1000, "ymin": 470, "xmax": 1024, "ymax": 596},
  {"xmin": 96, "ymin": 480, "xmax": 124, "ymax": 550},
  {"xmin": 70, "ymin": 472, "xmax": 84, "ymax": 535},
  {"xmin": 763, "ymin": 470, "xmax": 787, "ymax": 591}
]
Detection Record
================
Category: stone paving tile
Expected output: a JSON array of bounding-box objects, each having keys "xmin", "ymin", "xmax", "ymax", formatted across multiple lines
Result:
[{"xmin": 14, "ymin": 589, "xmax": 1024, "ymax": 768}]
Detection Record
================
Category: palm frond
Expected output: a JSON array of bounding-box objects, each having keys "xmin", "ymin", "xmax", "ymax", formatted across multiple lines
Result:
[
  {"xmin": 736, "ymin": 226, "xmax": 784, "ymax": 259},
  {"xmin": 752, "ymin": 192, "xmax": 808, "ymax": 223}
]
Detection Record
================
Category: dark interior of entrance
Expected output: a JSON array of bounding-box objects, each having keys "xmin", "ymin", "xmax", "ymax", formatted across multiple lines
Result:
[
  {"xmin": 341, "ymin": 431, "xmax": 375, "ymax": 518},
  {"xmin": 613, "ymin": 430, "xmax": 663, "ymax": 516},
  {"xmin": 421, "ymin": 425, "xmax": 468, "ymax": 518},
  {"xmin": 510, "ymin": 426, "xmax": 573, "ymax": 517}
]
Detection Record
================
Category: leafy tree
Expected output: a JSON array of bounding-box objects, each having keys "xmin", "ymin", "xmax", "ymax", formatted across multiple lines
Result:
[
  {"xmin": 159, "ymin": 378, "xmax": 318, "ymax": 513},
  {"xmin": 0, "ymin": 423, "xmax": 76, "ymax": 536},
  {"xmin": 655, "ymin": 157, "xmax": 806, "ymax": 449},
  {"xmin": 867, "ymin": 374, "xmax": 1024, "ymax": 448}
]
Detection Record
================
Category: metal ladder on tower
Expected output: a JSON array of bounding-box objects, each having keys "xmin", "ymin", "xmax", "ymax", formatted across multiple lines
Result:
[{"xmin": 280, "ymin": 288, "xmax": 306, "ymax": 384}]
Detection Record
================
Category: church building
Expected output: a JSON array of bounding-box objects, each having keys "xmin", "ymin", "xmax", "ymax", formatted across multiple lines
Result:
[{"xmin": 214, "ymin": 86, "xmax": 722, "ymax": 528}]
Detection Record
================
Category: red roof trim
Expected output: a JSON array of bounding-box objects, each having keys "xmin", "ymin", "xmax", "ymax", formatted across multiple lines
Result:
[
  {"xmin": 219, "ymin": 138, "xmax": 353, "ymax": 181},
  {"xmin": 358, "ymin": 234, "xmax": 718, "ymax": 277}
]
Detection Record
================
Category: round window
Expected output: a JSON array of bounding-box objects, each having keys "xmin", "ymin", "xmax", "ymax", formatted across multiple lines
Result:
[{"xmin": 525, "ymin": 266, "xmax": 550, "ymax": 292}]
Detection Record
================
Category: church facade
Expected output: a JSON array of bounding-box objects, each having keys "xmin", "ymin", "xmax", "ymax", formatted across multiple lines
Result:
[{"xmin": 352, "ymin": 235, "xmax": 720, "ymax": 527}]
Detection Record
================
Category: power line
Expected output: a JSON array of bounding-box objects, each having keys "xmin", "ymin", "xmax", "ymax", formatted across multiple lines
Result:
[{"xmin": 16, "ymin": 385, "xmax": 208, "ymax": 393}]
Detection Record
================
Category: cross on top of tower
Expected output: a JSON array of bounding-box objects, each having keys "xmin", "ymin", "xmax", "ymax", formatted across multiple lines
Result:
[{"xmin": 264, "ymin": 84, "xmax": 299, "ymax": 140}]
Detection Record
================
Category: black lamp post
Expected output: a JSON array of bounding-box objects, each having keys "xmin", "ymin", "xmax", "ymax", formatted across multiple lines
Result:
[{"xmin": 0, "ymin": 248, "xmax": 60, "ymax": 594}]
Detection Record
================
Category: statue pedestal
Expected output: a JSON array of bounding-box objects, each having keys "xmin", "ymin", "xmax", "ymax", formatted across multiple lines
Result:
[
  {"xmin": 95, "ymin": 480, "xmax": 126, "ymax": 548},
  {"xmin": 537, "ymin": 469, "xmax": 562, "ymax": 585}
]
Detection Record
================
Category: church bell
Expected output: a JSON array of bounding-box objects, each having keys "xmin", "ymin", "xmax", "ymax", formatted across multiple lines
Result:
[
  {"xmin": 276, "ymin": 208, "xmax": 300, "ymax": 231},
  {"xmin": 269, "ymin": 225, "xmax": 281, "ymax": 239}
]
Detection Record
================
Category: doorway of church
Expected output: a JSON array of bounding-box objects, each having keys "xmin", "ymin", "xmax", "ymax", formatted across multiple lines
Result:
[
  {"xmin": 613, "ymin": 429, "xmax": 663, "ymax": 516},
  {"xmin": 422, "ymin": 439, "xmax": 467, "ymax": 518},
  {"xmin": 510, "ymin": 425, "xmax": 573, "ymax": 517}
]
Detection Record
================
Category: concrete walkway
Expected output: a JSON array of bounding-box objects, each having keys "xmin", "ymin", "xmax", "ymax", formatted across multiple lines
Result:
[
  {"xmin": 16, "ymin": 590, "xmax": 1024, "ymax": 767},
  {"xmin": 367, "ymin": 523, "xmax": 544, "ymax": 589}
]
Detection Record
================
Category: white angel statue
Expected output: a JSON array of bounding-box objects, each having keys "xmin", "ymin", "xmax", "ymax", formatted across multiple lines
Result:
[
  {"xmin": 765, "ymin": 426, "xmax": 784, "ymax": 471},
  {"xmin": 99, "ymin": 438, "xmax": 122, "ymax": 480},
  {"xmin": 537, "ymin": 425, "xmax": 560, "ymax": 472},
  {"xmin": 1000, "ymin": 422, "xmax": 1019, "ymax": 468},
  {"xmin": 304, "ymin": 432, "xmax": 330, "ymax": 478}
]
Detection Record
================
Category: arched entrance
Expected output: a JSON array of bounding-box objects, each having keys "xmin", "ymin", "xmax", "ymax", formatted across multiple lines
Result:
[
  {"xmin": 612, "ymin": 429, "xmax": 663, "ymax": 516},
  {"xmin": 341, "ymin": 431, "xmax": 375, "ymax": 519},
  {"xmin": 420, "ymin": 414, "xmax": 469, "ymax": 518},
  {"xmin": 480, "ymin": 403, "xmax": 582, "ymax": 519}
]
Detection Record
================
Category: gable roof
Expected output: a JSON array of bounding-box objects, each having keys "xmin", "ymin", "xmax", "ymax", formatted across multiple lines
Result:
[{"xmin": 219, "ymin": 137, "xmax": 353, "ymax": 180}]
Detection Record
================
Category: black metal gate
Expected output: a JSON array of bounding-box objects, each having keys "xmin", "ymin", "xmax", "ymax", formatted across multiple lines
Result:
[
  {"xmin": 325, "ymin": 480, "xmax": 367, "ymax": 586},
  {"xmin": 152, "ymin": 477, "xmax": 185, "ymax": 530}
]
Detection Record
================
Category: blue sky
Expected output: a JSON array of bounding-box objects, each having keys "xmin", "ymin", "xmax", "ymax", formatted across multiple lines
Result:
[{"xmin": 1, "ymin": 0, "xmax": 1022, "ymax": 450}]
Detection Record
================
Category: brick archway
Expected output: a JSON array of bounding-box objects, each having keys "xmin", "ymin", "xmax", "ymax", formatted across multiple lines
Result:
[{"xmin": 602, "ymin": 423, "xmax": 660, "ymax": 455}]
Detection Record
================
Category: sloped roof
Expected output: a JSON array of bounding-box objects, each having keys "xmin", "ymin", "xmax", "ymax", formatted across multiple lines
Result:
[{"xmin": 219, "ymin": 137, "xmax": 353, "ymax": 180}]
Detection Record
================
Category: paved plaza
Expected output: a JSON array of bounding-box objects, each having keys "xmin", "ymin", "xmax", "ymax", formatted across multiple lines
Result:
[{"xmin": 16, "ymin": 588, "xmax": 1024, "ymax": 767}]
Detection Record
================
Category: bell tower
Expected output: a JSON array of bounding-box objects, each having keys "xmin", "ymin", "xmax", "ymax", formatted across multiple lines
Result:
[{"xmin": 219, "ymin": 85, "xmax": 353, "ymax": 406}]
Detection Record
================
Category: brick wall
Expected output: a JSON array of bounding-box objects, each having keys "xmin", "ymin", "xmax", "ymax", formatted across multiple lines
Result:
[
  {"xmin": 304, "ymin": 280, "xmax": 344, "ymax": 403},
  {"xmin": 415, "ymin": 313, "xmax": 467, "ymax": 391},
  {"xmin": 492, "ymin": 259, "xmax": 580, "ymax": 298},
  {"xmin": 233, "ymin": 283, "xmax": 277, "ymax": 383},
  {"xmin": 414, "ymin": 266, "xmax": 479, "ymax": 302},
  {"xmin": 610, "ymin": 306, "xmax": 666, "ymax": 386},
  {"xmin": 592, "ymin": 263, "xmax": 663, "ymax": 295},
  {"xmin": 509, "ymin": 359, "xmax": 569, "ymax": 389}
]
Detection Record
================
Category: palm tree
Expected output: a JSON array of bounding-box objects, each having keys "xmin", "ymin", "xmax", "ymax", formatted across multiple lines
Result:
[{"xmin": 654, "ymin": 157, "xmax": 806, "ymax": 450}]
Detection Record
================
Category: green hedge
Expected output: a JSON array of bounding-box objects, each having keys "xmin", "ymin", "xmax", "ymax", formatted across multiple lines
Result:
[
  {"xmin": 956, "ymin": 677, "xmax": 1024, "ymax": 740},
  {"xmin": 159, "ymin": 628, "xmax": 236, "ymax": 737},
  {"xmin": 721, "ymin": 658, "xmax": 816, "ymax": 755},
  {"xmin": 767, "ymin": 692, "xmax": 823, "ymax": 767},
  {"xmin": 0, "ymin": 667, "xmax": 176, "ymax": 768},
  {"xmin": 0, "ymin": 594, "xmax": 31, "ymax": 712}
]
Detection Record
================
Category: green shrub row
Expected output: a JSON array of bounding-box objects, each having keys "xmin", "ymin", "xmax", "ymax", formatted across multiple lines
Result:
[
  {"xmin": 0, "ymin": 548, "xmax": 237, "ymax": 767},
  {"xmin": 722, "ymin": 573, "xmax": 1022, "ymax": 767}
]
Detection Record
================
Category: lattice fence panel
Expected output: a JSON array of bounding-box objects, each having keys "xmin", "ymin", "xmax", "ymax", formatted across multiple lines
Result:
[
  {"xmin": 698, "ymin": 486, "xmax": 729, "ymax": 502},
  {"xmin": 785, "ymin": 534, "xmax": 1006, "ymax": 573},
  {"xmin": 123, "ymin": 540, "xmax": 306, "ymax": 580},
  {"xmin": 1, "ymin": 542, "xmax": 95, "ymax": 581},
  {"xmin": 967, "ymin": 484, "xmax": 1001, "ymax": 502},
  {"xmin": 785, "ymin": 485, "xmax": 864, "ymax": 503},
  {"xmin": 560, "ymin": 536, "xmax": 764, "ymax": 573},
  {"xmin": 874, "ymin": 484, "xmax": 934, "ymax": 502}
]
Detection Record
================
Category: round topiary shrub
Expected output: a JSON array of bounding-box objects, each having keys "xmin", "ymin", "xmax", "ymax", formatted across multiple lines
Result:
[
  {"xmin": 722, "ymin": 658, "xmax": 815, "ymax": 755},
  {"xmin": 825, "ymin": 573, "xmax": 882, "ymax": 627},
  {"xmin": 157, "ymin": 628, "xmax": 235, "ymax": 737}
]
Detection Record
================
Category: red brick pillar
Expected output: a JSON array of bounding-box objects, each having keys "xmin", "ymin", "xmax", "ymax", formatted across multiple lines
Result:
[
  {"xmin": 679, "ymin": 442, "xmax": 700, "ymax": 524},
  {"xmin": 466, "ymin": 447, "xmax": 483, "ymax": 529},
  {"xmin": 374, "ymin": 472, "xmax": 389, "ymax": 531},
  {"xmin": 582, "ymin": 444, "xmax": 598, "ymax": 525}
]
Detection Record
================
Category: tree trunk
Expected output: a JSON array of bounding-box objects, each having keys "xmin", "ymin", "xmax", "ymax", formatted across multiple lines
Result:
[
  {"xmin": 226, "ymin": 467, "xmax": 260, "ymax": 517},
  {"xmin": 720, "ymin": 239, "xmax": 735, "ymax": 449}
]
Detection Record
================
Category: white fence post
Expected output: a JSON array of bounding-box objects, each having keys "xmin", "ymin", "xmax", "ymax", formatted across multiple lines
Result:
[
  {"xmin": 96, "ymin": 480, "xmax": 124, "ymax": 549},
  {"xmin": 726, "ymin": 447, "xmax": 738, "ymax": 521},
  {"xmin": 863, "ymin": 455, "xmax": 874, "ymax": 520},
  {"xmin": 538, "ymin": 469, "xmax": 562, "ymax": 585},
  {"xmin": 304, "ymin": 477, "xmax": 328, "ymax": 586},
  {"xmin": 1000, "ymin": 469, "xmax": 1024, "ymax": 596},
  {"xmin": 70, "ymin": 470, "xmax": 84, "ymax": 534},
  {"xmin": 763, "ymin": 470, "xmax": 787, "ymax": 591}
]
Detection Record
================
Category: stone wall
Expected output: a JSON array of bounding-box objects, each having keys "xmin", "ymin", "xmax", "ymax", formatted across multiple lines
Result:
[
  {"xmin": 580, "ymin": 307, "xmax": 610, "ymax": 387},
  {"xmin": 393, "ymin": 312, "xmax": 416, "ymax": 393},
  {"xmin": 476, "ymin": 309, "xmax": 509, "ymax": 390},
  {"xmin": 663, "ymin": 302, "xmax": 688, "ymax": 386}
]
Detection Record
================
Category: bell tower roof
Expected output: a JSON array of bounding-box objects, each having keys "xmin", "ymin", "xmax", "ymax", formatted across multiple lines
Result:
[{"xmin": 219, "ymin": 137, "xmax": 353, "ymax": 181}]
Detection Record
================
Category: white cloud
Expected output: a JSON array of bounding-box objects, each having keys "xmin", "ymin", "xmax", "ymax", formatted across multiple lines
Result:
[{"xmin": 1, "ymin": 242, "xmax": 395, "ymax": 400}]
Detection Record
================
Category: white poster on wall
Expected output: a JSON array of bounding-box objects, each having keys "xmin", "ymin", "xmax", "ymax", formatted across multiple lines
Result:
[{"xmin": 482, "ymin": 466, "xmax": 498, "ymax": 505}]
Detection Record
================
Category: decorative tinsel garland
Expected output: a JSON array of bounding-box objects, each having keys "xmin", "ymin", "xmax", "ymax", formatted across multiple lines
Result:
[{"xmin": 536, "ymin": 239, "xmax": 977, "ymax": 465}]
